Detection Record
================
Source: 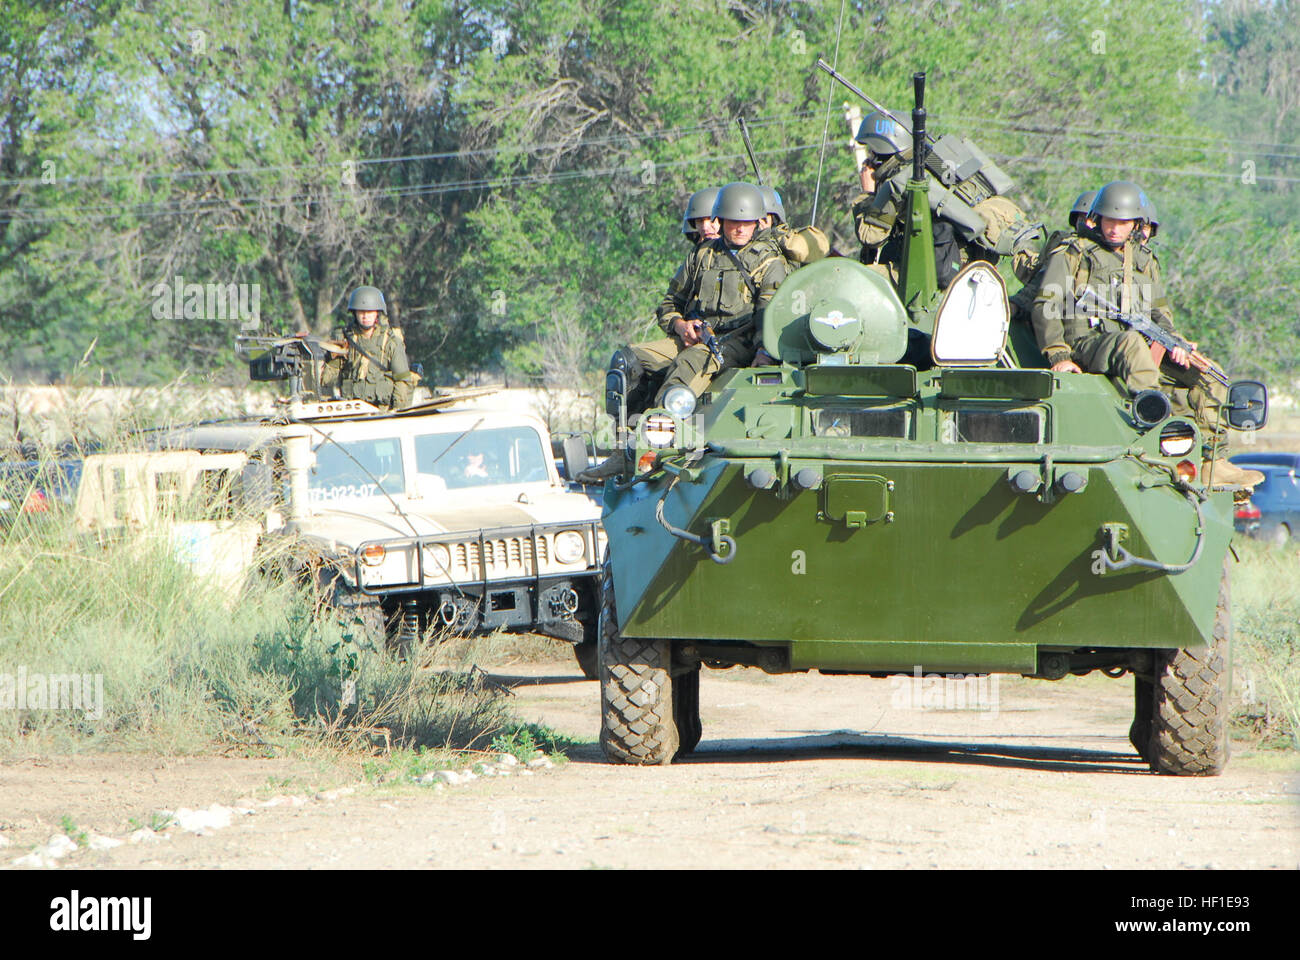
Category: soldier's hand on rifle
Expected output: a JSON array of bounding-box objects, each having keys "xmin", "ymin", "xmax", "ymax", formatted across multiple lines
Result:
[{"xmin": 674, "ymin": 317, "xmax": 703, "ymax": 346}]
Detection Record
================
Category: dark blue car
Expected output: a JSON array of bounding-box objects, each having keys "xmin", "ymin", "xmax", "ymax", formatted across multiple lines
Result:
[{"xmin": 1230, "ymin": 452, "xmax": 1300, "ymax": 545}]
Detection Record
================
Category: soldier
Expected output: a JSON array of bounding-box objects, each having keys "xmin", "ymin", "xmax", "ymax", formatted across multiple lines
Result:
[
  {"xmin": 1031, "ymin": 180, "xmax": 1261, "ymax": 489},
  {"xmin": 850, "ymin": 110, "xmax": 1037, "ymax": 289},
  {"xmin": 583, "ymin": 183, "xmax": 788, "ymax": 482},
  {"xmin": 682, "ymin": 186, "xmax": 722, "ymax": 245},
  {"xmin": 1009, "ymin": 189, "xmax": 1097, "ymax": 325},
  {"xmin": 318, "ymin": 286, "xmax": 415, "ymax": 411}
]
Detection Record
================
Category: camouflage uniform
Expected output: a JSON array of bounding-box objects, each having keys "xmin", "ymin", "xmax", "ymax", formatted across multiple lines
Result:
[
  {"xmin": 1031, "ymin": 234, "xmax": 1229, "ymax": 450},
  {"xmin": 1009, "ymin": 226, "xmax": 1076, "ymax": 324},
  {"xmin": 320, "ymin": 320, "xmax": 413, "ymax": 410},
  {"xmin": 634, "ymin": 234, "xmax": 788, "ymax": 403}
]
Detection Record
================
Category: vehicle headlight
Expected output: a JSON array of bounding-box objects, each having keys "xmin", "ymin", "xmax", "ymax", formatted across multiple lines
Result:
[
  {"xmin": 1159, "ymin": 420, "xmax": 1197, "ymax": 457},
  {"xmin": 423, "ymin": 542, "xmax": 451, "ymax": 570},
  {"xmin": 553, "ymin": 530, "xmax": 586, "ymax": 564},
  {"xmin": 642, "ymin": 413, "xmax": 677, "ymax": 448},
  {"xmin": 360, "ymin": 544, "xmax": 386, "ymax": 566},
  {"xmin": 662, "ymin": 386, "xmax": 697, "ymax": 419}
]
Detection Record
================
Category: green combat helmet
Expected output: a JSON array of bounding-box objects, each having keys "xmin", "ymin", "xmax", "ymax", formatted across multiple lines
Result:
[
  {"xmin": 347, "ymin": 285, "xmax": 388, "ymax": 313},
  {"xmin": 1087, "ymin": 181, "xmax": 1148, "ymax": 221},
  {"xmin": 1141, "ymin": 196, "xmax": 1160, "ymax": 237},
  {"xmin": 760, "ymin": 185, "xmax": 786, "ymax": 224},
  {"xmin": 1068, "ymin": 190, "xmax": 1098, "ymax": 228},
  {"xmin": 711, "ymin": 182, "xmax": 765, "ymax": 222},
  {"xmin": 681, "ymin": 186, "xmax": 722, "ymax": 239},
  {"xmin": 854, "ymin": 109, "xmax": 913, "ymax": 158}
]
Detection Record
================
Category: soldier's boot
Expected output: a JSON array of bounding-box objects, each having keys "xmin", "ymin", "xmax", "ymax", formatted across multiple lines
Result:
[
  {"xmin": 575, "ymin": 451, "xmax": 630, "ymax": 485},
  {"xmin": 1201, "ymin": 459, "xmax": 1264, "ymax": 491}
]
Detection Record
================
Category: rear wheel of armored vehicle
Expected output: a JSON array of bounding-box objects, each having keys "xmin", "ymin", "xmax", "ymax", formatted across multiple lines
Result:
[
  {"xmin": 1139, "ymin": 563, "xmax": 1231, "ymax": 775},
  {"xmin": 597, "ymin": 559, "xmax": 680, "ymax": 765}
]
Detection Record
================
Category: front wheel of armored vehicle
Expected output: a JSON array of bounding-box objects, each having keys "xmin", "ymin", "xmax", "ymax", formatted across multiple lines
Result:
[
  {"xmin": 597, "ymin": 559, "xmax": 681, "ymax": 764},
  {"xmin": 674, "ymin": 664, "xmax": 702, "ymax": 757},
  {"xmin": 1138, "ymin": 563, "xmax": 1232, "ymax": 775}
]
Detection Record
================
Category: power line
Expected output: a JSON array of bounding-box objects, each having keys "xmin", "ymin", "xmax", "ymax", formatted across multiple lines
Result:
[
  {"xmin": 0, "ymin": 110, "xmax": 821, "ymax": 189},
  {"xmin": 0, "ymin": 143, "xmax": 826, "ymax": 226}
]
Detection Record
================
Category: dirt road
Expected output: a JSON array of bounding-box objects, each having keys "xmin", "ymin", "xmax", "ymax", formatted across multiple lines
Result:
[{"xmin": 4, "ymin": 657, "xmax": 1296, "ymax": 870}]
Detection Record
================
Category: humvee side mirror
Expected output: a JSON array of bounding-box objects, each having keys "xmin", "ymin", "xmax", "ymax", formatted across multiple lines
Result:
[
  {"xmin": 561, "ymin": 436, "xmax": 590, "ymax": 483},
  {"xmin": 1226, "ymin": 380, "xmax": 1268, "ymax": 432}
]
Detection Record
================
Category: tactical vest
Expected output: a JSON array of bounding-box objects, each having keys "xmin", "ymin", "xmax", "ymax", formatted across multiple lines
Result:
[{"xmin": 1060, "ymin": 238, "xmax": 1159, "ymax": 344}]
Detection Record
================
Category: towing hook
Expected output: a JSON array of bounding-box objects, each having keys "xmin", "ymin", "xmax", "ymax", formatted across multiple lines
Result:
[{"xmin": 653, "ymin": 481, "xmax": 738, "ymax": 564}]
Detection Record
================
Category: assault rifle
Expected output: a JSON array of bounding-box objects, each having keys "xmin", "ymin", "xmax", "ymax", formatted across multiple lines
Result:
[
  {"xmin": 684, "ymin": 302, "xmax": 725, "ymax": 367},
  {"xmin": 1073, "ymin": 289, "xmax": 1231, "ymax": 388}
]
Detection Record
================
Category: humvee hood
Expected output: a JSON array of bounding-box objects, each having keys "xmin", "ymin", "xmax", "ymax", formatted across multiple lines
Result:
[{"xmin": 297, "ymin": 493, "xmax": 599, "ymax": 546}]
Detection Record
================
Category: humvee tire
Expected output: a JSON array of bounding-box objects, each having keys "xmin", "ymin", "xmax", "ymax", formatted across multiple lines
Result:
[
  {"xmin": 1141, "ymin": 563, "xmax": 1231, "ymax": 775},
  {"xmin": 674, "ymin": 664, "xmax": 702, "ymax": 757},
  {"xmin": 597, "ymin": 559, "xmax": 680, "ymax": 764},
  {"xmin": 572, "ymin": 635, "xmax": 599, "ymax": 681},
  {"xmin": 316, "ymin": 566, "xmax": 389, "ymax": 643}
]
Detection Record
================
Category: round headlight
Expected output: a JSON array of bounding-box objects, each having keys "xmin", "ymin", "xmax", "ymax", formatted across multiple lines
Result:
[
  {"xmin": 553, "ymin": 530, "xmax": 586, "ymax": 564},
  {"xmin": 423, "ymin": 543, "xmax": 450, "ymax": 570},
  {"xmin": 662, "ymin": 386, "xmax": 697, "ymax": 419},
  {"xmin": 1159, "ymin": 420, "xmax": 1197, "ymax": 457},
  {"xmin": 361, "ymin": 544, "xmax": 386, "ymax": 566},
  {"xmin": 643, "ymin": 413, "xmax": 677, "ymax": 448}
]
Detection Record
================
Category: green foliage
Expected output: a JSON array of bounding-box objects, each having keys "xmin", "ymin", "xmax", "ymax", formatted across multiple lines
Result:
[
  {"xmin": 2, "ymin": 0, "xmax": 1298, "ymax": 390},
  {"xmin": 1231, "ymin": 541, "xmax": 1300, "ymax": 750}
]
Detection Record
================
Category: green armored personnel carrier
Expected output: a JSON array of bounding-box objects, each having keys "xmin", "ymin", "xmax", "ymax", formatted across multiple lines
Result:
[{"xmin": 596, "ymin": 73, "xmax": 1268, "ymax": 773}]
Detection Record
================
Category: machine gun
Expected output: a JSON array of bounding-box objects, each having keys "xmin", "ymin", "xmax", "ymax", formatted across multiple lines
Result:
[
  {"xmin": 236, "ymin": 334, "xmax": 347, "ymax": 396},
  {"xmin": 1074, "ymin": 289, "xmax": 1231, "ymax": 388}
]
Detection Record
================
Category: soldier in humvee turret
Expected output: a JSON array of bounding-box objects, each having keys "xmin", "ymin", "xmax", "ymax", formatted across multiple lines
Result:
[{"xmin": 316, "ymin": 286, "xmax": 416, "ymax": 411}]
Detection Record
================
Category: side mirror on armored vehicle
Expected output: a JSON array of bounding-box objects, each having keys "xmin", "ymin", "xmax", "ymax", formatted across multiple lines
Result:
[
  {"xmin": 1226, "ymin": 380, "xmax": 1268, "ymax": 431},
  {"xmin": 930, "ymin": 260, "xmax": 1009, "ymax": 366},
  {"xmin": 561, "ymin": 435, "xmax": 591, "ymax": 483}
]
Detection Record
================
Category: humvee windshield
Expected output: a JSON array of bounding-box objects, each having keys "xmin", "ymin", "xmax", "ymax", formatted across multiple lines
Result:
[
  {"xmin": 309, "ymin": 436, "xmax": 404, "ymax": 503},
  {"xmin": 415, "ymin": 425, "xmax": 549, "ymax": 490}
]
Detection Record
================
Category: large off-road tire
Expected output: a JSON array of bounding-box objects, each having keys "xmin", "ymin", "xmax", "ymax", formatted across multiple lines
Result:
[
  {"xmin": 315, "ymin": 566, "xmax": 389, "ymax": 643},
  {"xmin": 572, "ymin": 635, "xmax": 599, "ymax": 681},
  {"xmin": 674, "ymin": 664, "xmax": 702, "ymax": 757},
  {"xmin": 598, "ymin": 559, "xmax": 680, "ymax": 765},
  {"xmin": 1141, "ymin": 563, "xmax": 1232, "ymax": 775},
  {"xmin": 1129, "ymin": 675, "xmax": 1153, "ymax": 764}
]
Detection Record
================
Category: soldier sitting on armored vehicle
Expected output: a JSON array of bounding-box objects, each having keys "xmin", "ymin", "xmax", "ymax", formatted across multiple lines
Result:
[
  {"xmin": 1008, "ymin": 189, "xmax": 1097, "ymax": 326},
  {"xmin": 1031, "ymin": 180, "xmax": 1263, "ymax": 490},
  {"xmin": 850, "ymin": 110, "xmax": 1038, "ymax": 291},
  {"xmin": 310, "ymin": 285, "xmax": 416, "ymax": 411},
  {"xmin": 582, "ymin": 182, "xmax": 788, "ymax": 482}
]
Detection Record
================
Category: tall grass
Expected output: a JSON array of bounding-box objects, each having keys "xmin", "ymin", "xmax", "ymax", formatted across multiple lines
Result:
[
  {"xmin": 1231, "ymin": 540, "xmax": 1300, "ymax": 750},
  {"xmin": 0, "ymin": 387, "xmax": 516, "ymax": 758}
]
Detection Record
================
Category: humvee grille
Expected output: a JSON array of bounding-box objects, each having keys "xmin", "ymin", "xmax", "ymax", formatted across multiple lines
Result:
[
  {"xmin": 812, "ymin": 407, "xmax": 910, "ymax": 439},
  {"xmin": 955, "ymin": 409, "xmax": 1043, "ymax": 443},
  {"xmin": 452, "ymin": 536, "xmax": 549, "ymax": 576}
]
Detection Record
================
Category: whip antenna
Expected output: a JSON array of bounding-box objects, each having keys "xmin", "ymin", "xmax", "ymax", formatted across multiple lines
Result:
[{"xmin": 810, "ymin": 0, "xmax": 849, "ymax": 228}]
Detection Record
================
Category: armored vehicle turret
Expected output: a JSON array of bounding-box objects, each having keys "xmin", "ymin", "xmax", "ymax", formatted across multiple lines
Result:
[{"xmin": 595, "ymin": 72, "xmax": 1268, "ymax": 772}]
